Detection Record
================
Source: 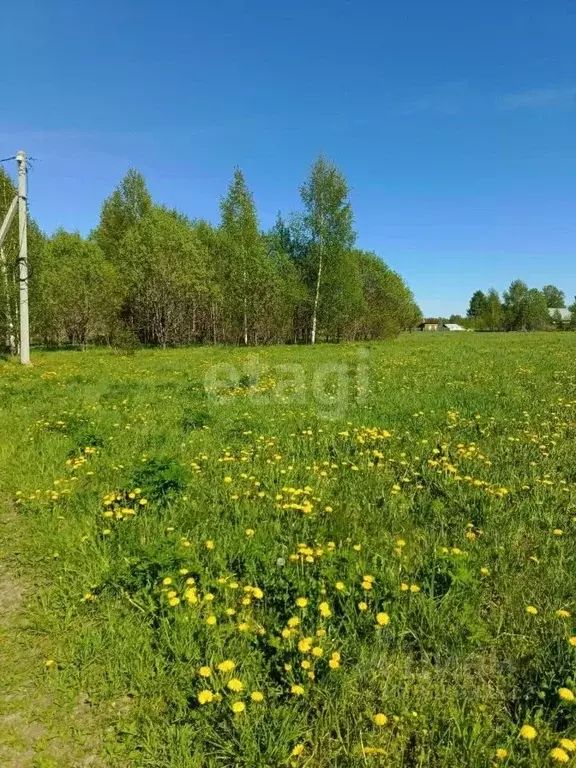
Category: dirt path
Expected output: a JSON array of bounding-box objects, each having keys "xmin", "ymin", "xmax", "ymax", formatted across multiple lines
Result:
[{"xmin": 0, "ymin": 504, "xmax": 105, "ymax": 767}]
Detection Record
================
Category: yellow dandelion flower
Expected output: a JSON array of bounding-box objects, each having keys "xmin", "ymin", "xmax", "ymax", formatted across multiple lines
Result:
[
  {"xmin": 559, "ymin": 739, "xmax": 575, "ymax": 752},
  {"xmin": 376, "ymin": 612, "xmax": 390, "ymax": 626},
  {"xmin": 358, "ymin": 601, "xmax": 368, "ymax": 611},
  {"xmin": 199, "ymin": 666, "xmax": 212, "ymax": 678},
  {"xmin": 205, "ymin": 614, "xmax": 217, "ymax": 625},
  {"xmin": 217, "ymin": 659, "xmax": 235, "ymax": 673},
  {"xmin": 252, "ymin": 587, "xmax": 264, "ymax": 599},
  {"xmin": 301, "ymin": 660, "xmax": 311, "ymax": 670},
  {"xmin": 400, "ymin": 583, "xmax": 409, "ymax": 592},
  {"xmin": 168, "ymin": 596, "xmax": 181, "ymax": 607},
  {"xmin": 287, "ymin": 616, "xmax": 300, "ymax": 628},
  {"xmin": 227, "ymin": 678, "xmax": 244, "ymax": 692},
  {"xmin": 197, "ymin": 689, "xmax": 214, "ymax": 705},
  {"xmin": 245, "ymin": 528, "xmax": 255, "ymax": 537},
  {"xmin": 319, "ymin": 601, "xmax": 332, "ymax": 618},
  {"xmin": 525, "ymin": 605, "xmax": 538, "ymax": 615},
  {"xmin": 374, "ymin": 713, "xmax": 388, "ymax": 726},
  {"xmin": 495, "ymin": 748, "xmax": 508, "ymax": 760},
  {"xmin": 550, "ymin": 747, "xmax": 570, "ymax": 764},
  {"xmin": 291, "ymin": 744, "xmax": 305, "ymax": 757},
  {"xmin": 335, "ymin": 581, "xmax": 345, "ymax": 591},
  {"xmin": 361, "ymin": 580, "xmax": 373, "ymax": 590},
  {"xmin": 520, "ymin": 724, "xmax": 537, "ymax": 740},
  {"xmin": 569, "ymin": 637, "xmax": 576, "ymax": 647},
  {"xmin": 556, "ymin": 609, "xmax": 571, "ymax": 618},
  {"xmin": 231, "ymin": 701, "xmax": 245, "ymax": 714},
  {"xmin": 250, "ymin": 691, "xmax": 264, "ymax": 702},
  {"xmin": 291, "ymin": 684, "xmax": 305, "ymax": 696},
  {"xmin": 162, "ymin": 577, "xmax": 173, "ymax": 586},
  {"xmin": 480, "ymin": 567, "xmax": 490, "ymax": 576},
  {"xmin": 558, "ymin": 688, "xmax": 575, "ymax": 702},
  {"xmin": 204, "ymin": 539, "xmax": 215, "ymax": 550},
  {"xmin": 311, "ymin": 646, "xmax": 324, "ymax": 658},
  {"xmin": 298, "ymin": 638, "xmax": 312, "ymax": 653},
  {"xmin": 409, "ymin": 584, "xmax": 420, "ymax": 593},
  {"xmin": 296, "ymin": 597, "xmax": 309, "ymax": 608},
  {"xmin": 223, "ymin": 476, "xmax": 232, "ymax": 484},
  {"xmin": 329, "ymin": 658, "xmax": 340, "ymax": 669}
]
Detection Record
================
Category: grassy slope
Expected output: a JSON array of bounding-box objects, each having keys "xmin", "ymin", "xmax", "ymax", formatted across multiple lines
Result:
[{"xmin": 0, "ymin": 333, "xmax": 575, "ymax": 766}]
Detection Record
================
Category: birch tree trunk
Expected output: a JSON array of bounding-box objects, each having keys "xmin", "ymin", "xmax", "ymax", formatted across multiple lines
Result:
[{"xmin": 0, "ymin": 247, "xmax": 16, "ymax": 354}]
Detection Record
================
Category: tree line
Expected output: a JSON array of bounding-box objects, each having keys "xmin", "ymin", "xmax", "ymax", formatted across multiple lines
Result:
[
  {"xmin": 452, "ymin": 283, "xmax": 576, "ymax": 331},
  {"xmin": 0, "ymin": 157, "xmax": 422, "ymax": 352}
]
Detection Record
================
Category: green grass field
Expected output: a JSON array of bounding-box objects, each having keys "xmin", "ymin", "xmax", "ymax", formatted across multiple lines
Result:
[{"xmin": 1, "ymin": 333, "xmax": 575, "ymax": 767}]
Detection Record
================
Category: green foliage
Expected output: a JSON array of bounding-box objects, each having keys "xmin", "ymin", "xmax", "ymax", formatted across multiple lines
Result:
[
  {"xmin": 542, "ymin": 285, "xmax": 566, "ymax": 309},
  {"xmin": 92, "ymin": 169, "xmax": 152, "ymax": 262},
  {"xmin": 38, "ymin": 231, "xmax": 123, "ymax": 345},
  {"xmin": 467, "ymin": 290, "xmax": 488, "ymax": 319}
]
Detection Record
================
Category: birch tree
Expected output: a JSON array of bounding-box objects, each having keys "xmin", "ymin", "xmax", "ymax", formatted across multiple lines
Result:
[{"xmin": 299, "ymin": 156, "xmax": 355, "ymax": 343}]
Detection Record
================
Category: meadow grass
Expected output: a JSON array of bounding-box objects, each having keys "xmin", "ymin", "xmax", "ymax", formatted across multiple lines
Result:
[{"xmin": 1, "ymin": 332, "xmax": 575, "ymax": 766}]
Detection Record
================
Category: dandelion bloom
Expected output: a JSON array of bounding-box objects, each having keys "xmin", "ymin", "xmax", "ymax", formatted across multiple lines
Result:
[
  {"xmin": 335, "ymin": 582, "xmax": 345, "ymax": 591},
  {"xmin": 556, "ymin": 609, "xmax": 571, "ymax": 618},
  {"xmin": 217, "ymin": 659, "xmax": 235, "ymax": 673},
  {"xmin": 223, "ymin": 476, "xmax": 232, "ymax": 484},
  {"xmin": 358, "ymin": 601, "xmax": 368, "ymax": 611},
  {"xmin": 400, "ymin": 583, "xmax": 409, "ymax": 592},
  {"xmin": 569, "ymin": 637, "xmax": 576, "ymax": 647},
  {"xmin": 227, "ymin": 678, "xmax": 244, "ymax": 692},
  {"xmin": 250, "ymin": 691, "xmax": 264, "ymax": 702},
  {"xmin": 558, "ymin": 688, "xmax": 575, "ymax": 702},
  {"xmin": 480, "ymin": 567, "xmax": 490, "ymax": 576},
  {"xmin": 231, "ymin": 701, "xmax": 245, "ymax": 714},
  {"xmin": 361, "ymin": 580, "xmax": 373, "ymax": 590},
  {"xmin": 319, "ymin": 602, "xmax": 332, "ymax": 618},
  {"xmin": 559, "ymin": 739, "xmax": 575, "ymax": 752},
  {"xmin": 199, "ymin": 666, "xmax": 212, "ymax": 678},
  {"xmin": 205, "ymin": 615, "xmax": 217, "ymax": 626},
  {"xmin": 291, "ymin": 744, "xmax": 305, "ymax": 757},
  {"xmin": 162, "ymin": 577, "xmax": 173, "ymax": 586},
  {"xmin": 520, "ymin": 724, "xmax": 537, "ymax": 740},
  {"xmin": 374, "ymin": 713, "xmax": 388, "ymax": 726},
  {"xmin": 525, "ymin": 606, "xmax": 538, "ymax": 615},
  {"xmin": 245, "ymin": 528, "xmax": 255, "ymax": 537},
  {"xmin": 204, "ymin": 540, "xmax": 215, "ymax": 550},
  {"xmin": 168, "ymin": 597, "xmax": 180, "ymax": 607},
  {"xmin": 311, "ymin": 646, "xmax": 324, "ymax": 657},
  {"xmin": 550, "ymin": 748, "xmax": 570, "ymax": 764},
  {"xmin": 376, "ymin": 612, "xmax": 390, "ymax": 626},
  {"xmin": 197, "ymin": 689, "xmax": 214, "ymax": 705},
  {"xmin": 409, "ymin": 584, "xmax": 420, "ymax": 593},
  {"xmin": 296, "ymin": 597, "xmax": 309, "ymax": 608},
  {"xmin": 495, "ymin": 748, "xmax": 508, "ymax": 760},
  {"xmin": 298, "ymin": 638, "xmax": 312, "ymax": 653},
  {"xmin": 291, "ymin": 684, "xmax": 305, "ymax": 696}
]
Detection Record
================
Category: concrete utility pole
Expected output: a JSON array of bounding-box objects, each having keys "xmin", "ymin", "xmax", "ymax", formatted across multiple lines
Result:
[{"xmin": 16, "ymin": 150, "xmax": 30, "ymax": 365}]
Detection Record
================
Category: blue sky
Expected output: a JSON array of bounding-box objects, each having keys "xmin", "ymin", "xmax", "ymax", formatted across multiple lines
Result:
[{"xmin": 1, "ymin": 0, "xmax": 575, "ymax": 316}]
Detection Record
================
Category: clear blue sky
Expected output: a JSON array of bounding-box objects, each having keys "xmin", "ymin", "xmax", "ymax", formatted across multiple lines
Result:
[{"xmin": 2, "ymin": 0, "xmax": 575, "ymax": 316}]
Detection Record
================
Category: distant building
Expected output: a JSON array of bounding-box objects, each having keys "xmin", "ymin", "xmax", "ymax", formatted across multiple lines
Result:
[
  {"xmin": 548, "ymin": 308, "xmax": 572, "ymax": 324},
  {"xmin": 418, "ymin": 318, "xmax": 440, "ymax": 331},
  {"xmin": 417, "ymin": 319, "xmax": 467, "ymax": 332}
]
